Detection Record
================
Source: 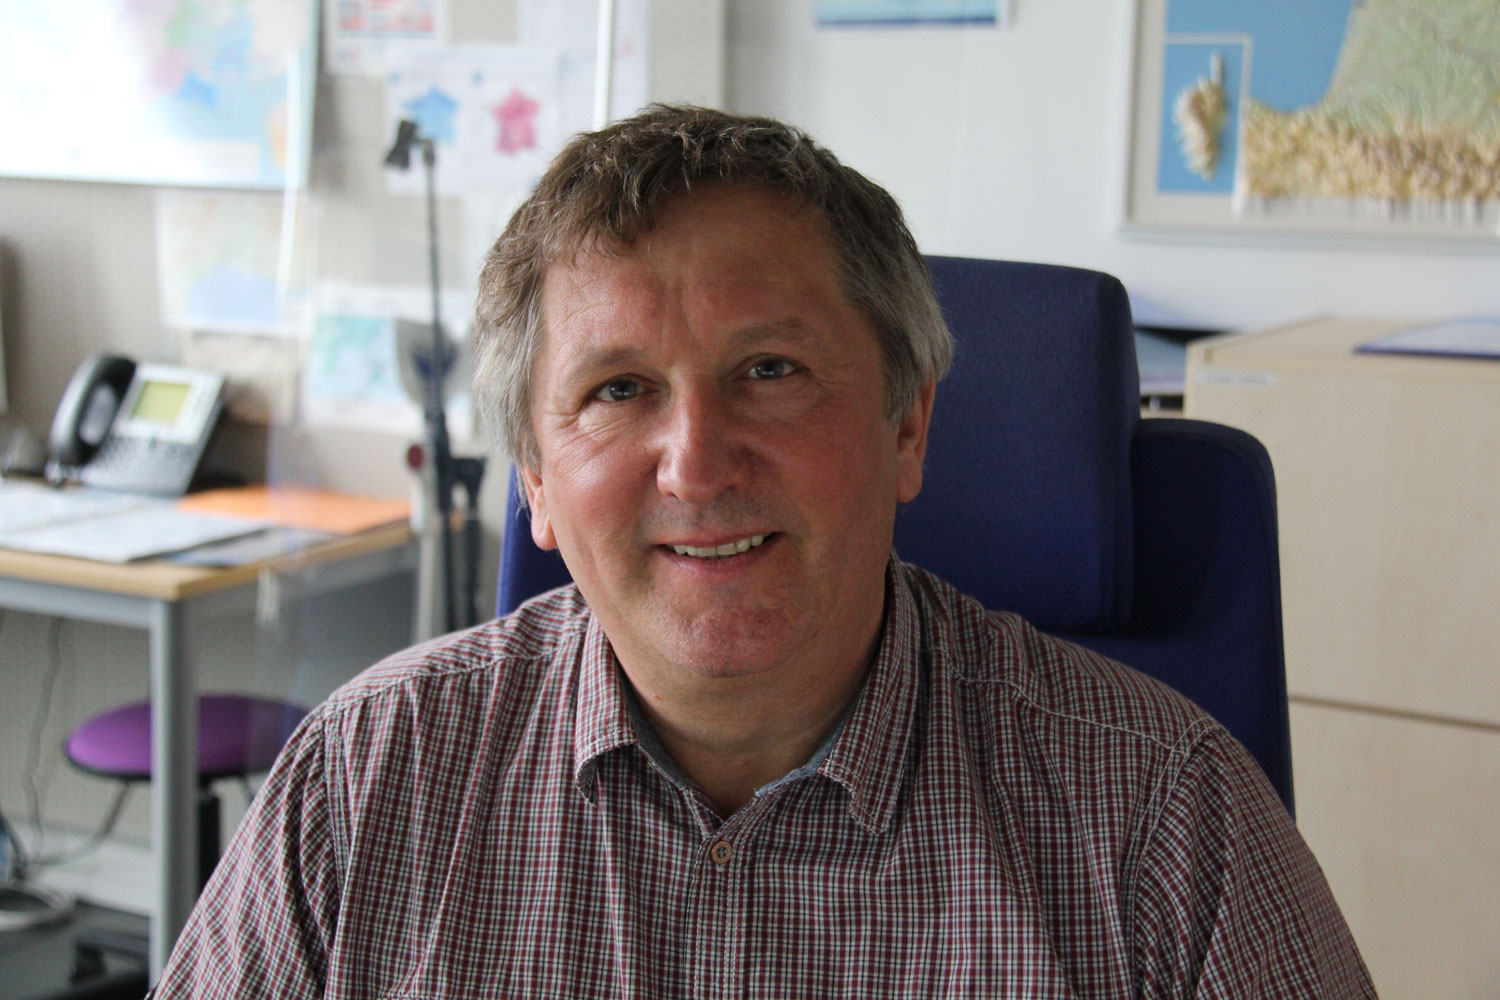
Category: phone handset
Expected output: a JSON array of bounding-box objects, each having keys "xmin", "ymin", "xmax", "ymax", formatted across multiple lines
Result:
[{"xmin": 47, "ymin": 354, "xmax": 137, "ymax": 480}]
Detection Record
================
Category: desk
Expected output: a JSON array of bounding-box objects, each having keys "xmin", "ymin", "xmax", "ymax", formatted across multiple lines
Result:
[
  {"xmin": 0, "ymin": 521, "xmax": 414, "ymax": 976},
  {"xmin": 1186, "ymin": 317, "xmax": 1500, "ymax": 998}
]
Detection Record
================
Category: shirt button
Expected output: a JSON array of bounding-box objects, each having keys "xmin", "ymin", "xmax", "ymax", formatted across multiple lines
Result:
[{"xmin": 709, "ymin": 840, "xmax": 734, "ymax": 865}]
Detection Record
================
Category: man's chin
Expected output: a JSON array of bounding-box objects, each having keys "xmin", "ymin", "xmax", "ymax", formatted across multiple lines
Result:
[
  {"xmin": 640, "ymin": 607, "xmax": 803, "ymax": 682},
  {"xmin": 664, "ymin": 635, "xmax": 793, "ymax": 681}
]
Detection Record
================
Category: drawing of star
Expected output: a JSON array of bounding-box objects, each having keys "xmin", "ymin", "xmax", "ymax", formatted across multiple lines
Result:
[
  {"xmin": 405, "ymin": 87, "xmax": 458, "ymax": 145},
  {"xmin": 493, "ymin": 89, "xmax": 540, "ymax": 154}
]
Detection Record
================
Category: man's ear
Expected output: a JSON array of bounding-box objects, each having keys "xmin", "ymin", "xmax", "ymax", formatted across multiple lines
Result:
[
  {"xmin": 895, "ymin": 377, "xmax": 937, "ymax": 504},
  {"xmin": 517, "ymin": 463, "xmax": 559, "ymax": 550}
]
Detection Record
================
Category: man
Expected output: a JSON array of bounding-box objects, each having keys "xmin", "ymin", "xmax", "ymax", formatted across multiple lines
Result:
[{"xmin": 155, "ymin": 106, "xmax": 1374, "ymax": 997}]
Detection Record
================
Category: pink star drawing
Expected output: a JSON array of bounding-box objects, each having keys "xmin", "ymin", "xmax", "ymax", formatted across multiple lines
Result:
[{"xmin": 493, "ymin": 89, "xmax": 540, "ymax": 155}]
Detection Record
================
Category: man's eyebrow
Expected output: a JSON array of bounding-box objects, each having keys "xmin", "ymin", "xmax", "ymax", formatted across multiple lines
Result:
[
  {"xmin": 555, "ymin": 318, "xmax": 824, "ymax": 383},
  {"xmin": 554, "ymin": 344, "xmax": 644, "ymax": 387}
]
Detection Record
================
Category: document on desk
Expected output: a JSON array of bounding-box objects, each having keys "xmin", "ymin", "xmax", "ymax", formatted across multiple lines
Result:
[
  {"xmin": 0, "ymin": 481, "xmax": 267, "ymax": 562},
  {"xmin": 0, "ymin": 481, "xmax": 152, "ymax": 533},
  {"xmin": 162, "ymin": 525, "xmax": 337, "ymax": 566},
  {"xmin": 1356, "ymin": 318, "xmax": 1500, "ymax": 360}
]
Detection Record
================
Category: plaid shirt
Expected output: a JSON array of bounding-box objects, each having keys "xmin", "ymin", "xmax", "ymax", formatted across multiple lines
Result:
[{"xmin": 155, "ymin": 559, "xmax": 1373, "ymax": 998}]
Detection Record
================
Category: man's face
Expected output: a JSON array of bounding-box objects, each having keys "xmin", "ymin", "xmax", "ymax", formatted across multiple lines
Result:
[{"xmin": 521, "ymin": 185, "xmax": 933, "ymax": 685}]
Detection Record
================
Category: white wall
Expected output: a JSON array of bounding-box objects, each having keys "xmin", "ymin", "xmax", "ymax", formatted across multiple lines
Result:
[{"xmin": 725, "ymin": 1, "xmax": 1500, "ymax": 331}]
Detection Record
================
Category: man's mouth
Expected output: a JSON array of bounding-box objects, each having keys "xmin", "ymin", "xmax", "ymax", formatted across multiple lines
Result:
[{"xmin": 669, "ymin": 534, "xmax": 769, "ymax": 560}]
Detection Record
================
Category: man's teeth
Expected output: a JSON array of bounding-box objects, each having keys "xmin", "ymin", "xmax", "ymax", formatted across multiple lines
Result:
[{"xmin": 671, "ymin": 535, "xmax": 767, "ymax": 559}]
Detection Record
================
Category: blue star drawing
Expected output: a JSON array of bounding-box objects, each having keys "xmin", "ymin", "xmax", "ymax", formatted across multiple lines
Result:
[{"xmin": 404, "ymin": 87, "xmax": 459, "ymax": 145}]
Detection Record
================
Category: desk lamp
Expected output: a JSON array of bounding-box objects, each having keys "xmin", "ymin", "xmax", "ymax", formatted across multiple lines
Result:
[{"xmin": 383, "ymin": 119, "xmax": 487, "ymax": 633}]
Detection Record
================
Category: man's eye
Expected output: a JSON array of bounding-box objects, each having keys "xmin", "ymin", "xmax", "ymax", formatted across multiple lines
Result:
[
  {"xmin": 748, "ymin": 358, "xmax": 796, "ymax": 380},
  {"xmin": 592, "ymin": 378, "xmax": 640, "ymax": 402}
]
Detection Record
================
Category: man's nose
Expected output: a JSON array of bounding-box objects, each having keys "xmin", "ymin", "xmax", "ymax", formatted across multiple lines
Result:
[{"xmin": 655, "ymin": 387, "xmax": 750, "ymax": 503}]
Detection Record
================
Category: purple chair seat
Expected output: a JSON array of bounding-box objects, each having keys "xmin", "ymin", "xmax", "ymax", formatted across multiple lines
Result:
[{"xmin": 65, "ymin": 695, "xmax": 306, "ymax": 782}]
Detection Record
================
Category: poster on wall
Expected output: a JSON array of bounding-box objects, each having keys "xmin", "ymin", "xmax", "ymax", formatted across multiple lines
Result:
[
  {"xmin": 155, "ymin": 189, "xmax": 309, "ymax": 335},
  {"xmin": 1124, "ymin": 0, "xmax": 1500, "ymax": 245},
  {"xmin": 0, "ymin": 0, "xmax": 318, "ymax": 189},
  {"xmin": 383, "ymin": 45, "xmax": 565, "ymax": 197}
]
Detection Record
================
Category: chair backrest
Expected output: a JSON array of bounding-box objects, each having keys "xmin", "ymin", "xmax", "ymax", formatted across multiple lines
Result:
[{"xmin": 496, "ymin": 256, "xmax": 1293, "ymax": 813}]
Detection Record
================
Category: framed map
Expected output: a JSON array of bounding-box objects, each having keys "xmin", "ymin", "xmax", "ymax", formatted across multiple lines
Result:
[
  {"xmin": 0, "ymin": 0, "xmax": 318, "ymax": 189},
  {"xmin": 1124, "ymin": 0, "xmax": 1500, "ymax": 244}
]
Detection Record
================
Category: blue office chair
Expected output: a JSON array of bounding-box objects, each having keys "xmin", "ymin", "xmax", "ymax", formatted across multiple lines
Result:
[{"xmin": 496, "ymin": 256, "xmax": 1293, "ymax": 814}]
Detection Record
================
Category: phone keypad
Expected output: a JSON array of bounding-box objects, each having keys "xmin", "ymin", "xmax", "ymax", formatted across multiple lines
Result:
[{"xmin": 80, "ymin": 435, "xmax": 199, "ymax": 494}]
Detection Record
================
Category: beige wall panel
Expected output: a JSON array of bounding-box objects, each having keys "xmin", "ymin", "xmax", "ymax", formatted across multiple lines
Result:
[{"xmin": 1290, "ymin": 700, "xmax": 1500, "ymax": 1000}]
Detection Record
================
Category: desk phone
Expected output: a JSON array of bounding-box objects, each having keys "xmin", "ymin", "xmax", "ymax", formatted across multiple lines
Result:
[{"xmin": 48, "ymin": 355, "xmax": 225, "ymax": 496}]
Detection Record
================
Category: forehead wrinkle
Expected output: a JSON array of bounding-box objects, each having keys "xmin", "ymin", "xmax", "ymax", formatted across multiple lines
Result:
[
  {"xmin": 722, "ymin": 317, "xmax": 823, "ymax": 352},
  {"xmin": 538, "ymin": 255, "xmax": 663, "ymax": 384}
]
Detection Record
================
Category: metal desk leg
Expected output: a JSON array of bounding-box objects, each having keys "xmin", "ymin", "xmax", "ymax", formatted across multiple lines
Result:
[{"xmin": 149, "ymin": 598, "xmax": 196, "ymax": 979}]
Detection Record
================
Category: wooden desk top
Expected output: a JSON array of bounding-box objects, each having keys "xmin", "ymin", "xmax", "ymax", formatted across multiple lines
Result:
[{"xmin": 0, "ymin": 521, "xmax": 412, "ymax": 602}]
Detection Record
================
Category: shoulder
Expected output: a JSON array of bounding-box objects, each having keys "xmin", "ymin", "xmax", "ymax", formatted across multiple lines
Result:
[
  {"xmin": 898, "ymin": 561, "xmax": 1216, "ymax": 764},
  {"xmin": 302, "ymin": 585, "xmax": 593, "ymax": 749},
  {"xmin": 899, "ymin": 562, "xmax": 1372, "ymax": 992},
  {"xmin": 895, "ymin": 563, "xmax": 1346, "ymax": 972},
  {"xmin": 327, "ymin": 585, "xmax": 588, "ymax": 701}
]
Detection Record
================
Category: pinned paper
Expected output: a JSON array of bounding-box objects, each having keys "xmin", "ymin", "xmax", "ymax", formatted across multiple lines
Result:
[
  {"xmin": 325, "ymin": 0, "xmax": 447, "ymax": 75},
  {"xmin": 384, "ymin": 46, "xmax": 565, "ymax": 196},
  {"xmin": 302, "ymin": 282, "xmax": 473, "ymax": 437}
]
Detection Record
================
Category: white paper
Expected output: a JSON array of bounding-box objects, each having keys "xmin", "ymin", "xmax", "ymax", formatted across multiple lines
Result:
[
  {"xmin": 0, "ymin": 482, "xmax": 151, "ymax": 535},
  {"xmin": 155, "ymin": 189, "xmax": 310, "ymax": 336},
  {"xmin": 0, "ymin": 490, "xmax": 267, "ymax": 563},
  {"xmin": 324, "ymin": 0, "xmax": 447, "ymax": 75},
  {"xmin": 518, "ymin": 0, "xmax": 651, "ymax": 128},
  {"xmin": 1358, "ymin": 318, "xmax": 1500, "ymax": 360},
  {"xmin": 163, "ymin": 526, "xmax": 336, "ymax": 567},
  {"xmin": 383, "ymin": 45, "xmax": 566, "ymax": 197}
]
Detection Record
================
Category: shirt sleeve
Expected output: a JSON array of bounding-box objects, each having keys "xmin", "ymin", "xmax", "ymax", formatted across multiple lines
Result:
[
  {"xmin": 151, "ymin": 707, "xmax": 343, "ymax": 999},
  {"xmin": 1129, "ymin": 726, "xmax": 1377, "ymax": 999}
]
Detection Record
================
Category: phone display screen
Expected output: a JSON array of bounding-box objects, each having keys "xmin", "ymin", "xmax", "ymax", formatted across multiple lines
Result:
[{"xmin": 128, "ymin": 379, "xmax": 191, "ymax": 425}]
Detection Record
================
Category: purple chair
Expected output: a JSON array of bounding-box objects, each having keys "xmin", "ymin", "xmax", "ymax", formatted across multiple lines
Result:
[
  {"xmin": 61, "ymin": 694, "xmax": 305, "ymax": 994},
  {"xmin": 65, "ymin": 694, "xmax": 306, "ymax": 890}
]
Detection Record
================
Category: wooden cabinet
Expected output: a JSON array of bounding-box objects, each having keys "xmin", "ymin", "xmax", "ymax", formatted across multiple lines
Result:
[{"xmin": 1187, "ymin": 318, "xmax": 1500, "ymax": 1000}]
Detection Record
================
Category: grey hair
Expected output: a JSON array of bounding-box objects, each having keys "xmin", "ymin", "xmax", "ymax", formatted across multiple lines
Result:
[{"xmin": 472, "ymin": 104, "xmax": 953, "ymax": 474}]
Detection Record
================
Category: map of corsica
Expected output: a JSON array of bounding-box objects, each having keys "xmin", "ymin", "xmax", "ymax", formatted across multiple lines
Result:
[{"xmin": 1240, "ymin": 0, "xmax": 1500, "ymax": 204}]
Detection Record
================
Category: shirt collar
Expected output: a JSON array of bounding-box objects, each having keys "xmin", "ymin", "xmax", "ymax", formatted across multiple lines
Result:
[
  {"xmin": 815, "ymin": 555, "xmax": 922, "ymax": 835},
  {"xmin": 570, "ymin": 555, "xmax": 922, "ymax": 832},
  {"xmin": 572, "ymin": 612, "xmax": 638, "ymax": 802}
]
